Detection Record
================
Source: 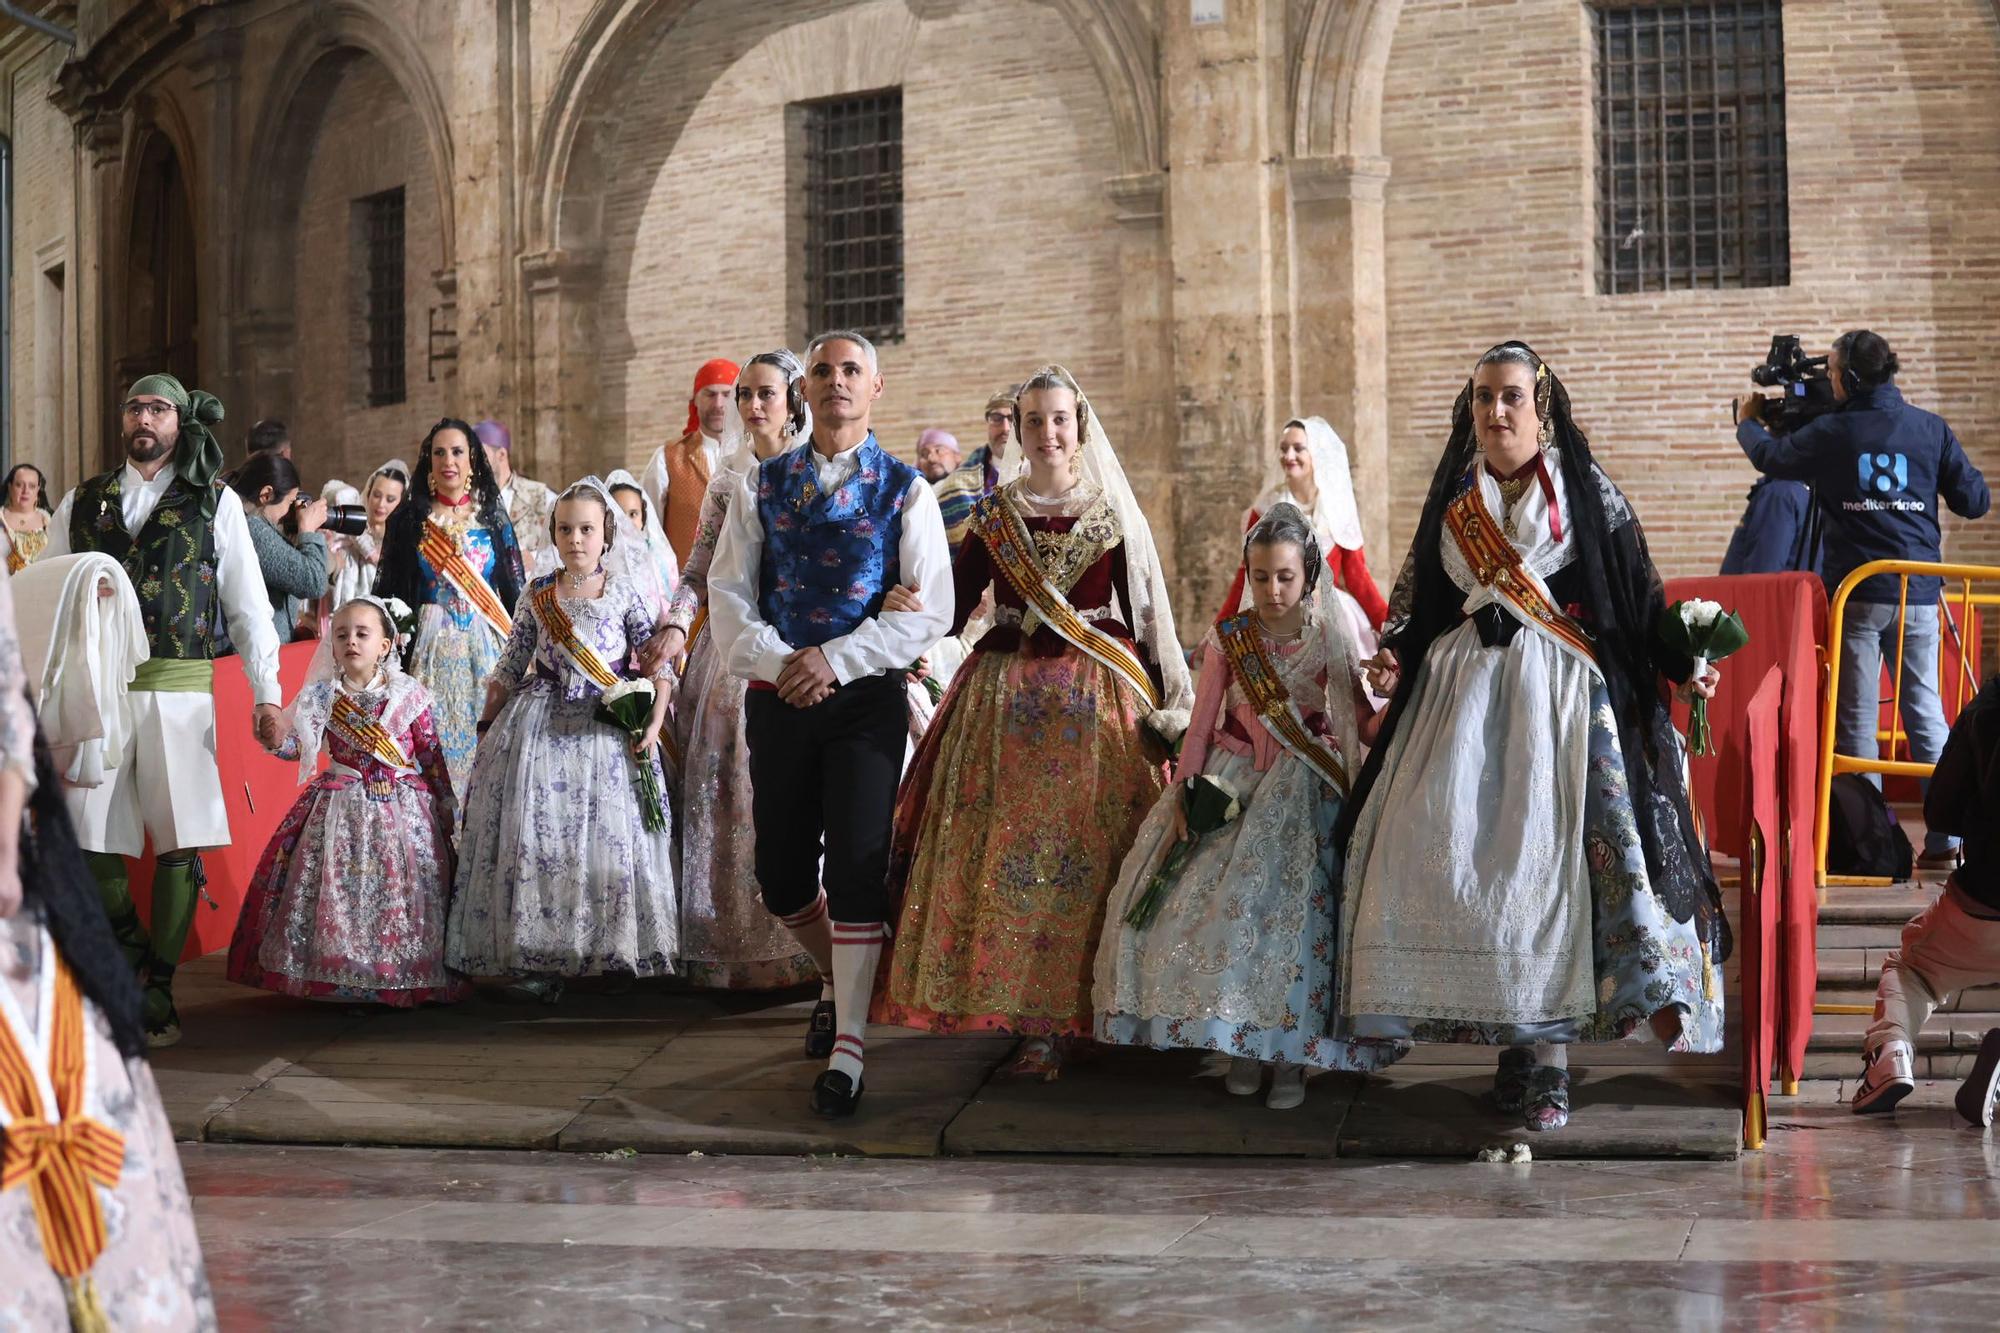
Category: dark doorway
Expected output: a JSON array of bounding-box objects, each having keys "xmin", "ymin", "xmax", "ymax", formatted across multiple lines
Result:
[{"xmin": 116, "ymin": 135, "xmax": 198, "ymax": 465}]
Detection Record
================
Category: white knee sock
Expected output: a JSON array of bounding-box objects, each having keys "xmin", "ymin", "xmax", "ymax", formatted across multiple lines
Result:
[
  {"xmin": 827, "ymin": 920, "xmax": 887, "ymax": 1084},
  {"xmin": 1532, "ymin": 1041, "xmax": 1568, "ymax": 1070}
]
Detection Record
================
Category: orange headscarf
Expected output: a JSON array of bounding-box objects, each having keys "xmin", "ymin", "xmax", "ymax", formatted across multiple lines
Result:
[{"xmin": 685, "ymin": 358, "xmax": 740, "ymax": 436}]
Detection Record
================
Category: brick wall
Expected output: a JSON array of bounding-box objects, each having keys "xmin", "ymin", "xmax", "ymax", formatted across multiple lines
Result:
[
  {"xmin": 592, "ymin": 0, "xmax": 1127, "ymax": 480},
  {"xmin": 289, "ymin": 52, "xmax": 449, "ymax": 495},
  {"xmin": 1379, "ymin": 0, "xmax": 2000, "ymax": 582}
]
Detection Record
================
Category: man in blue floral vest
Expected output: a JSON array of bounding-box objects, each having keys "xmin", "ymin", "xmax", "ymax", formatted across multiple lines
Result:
[
  {"xmin": 44, "ymin": 373, "xmax": 284, "ymax": 1046},
  {"xmin": 710, "ymin": 330, "xmax": 951, "ymax": 1119}
]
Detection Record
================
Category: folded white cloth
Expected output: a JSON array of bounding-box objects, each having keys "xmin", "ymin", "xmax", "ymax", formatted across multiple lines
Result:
[{"xmin": 10, "ymin": 553, "xmax": 149, "ymax": 786}]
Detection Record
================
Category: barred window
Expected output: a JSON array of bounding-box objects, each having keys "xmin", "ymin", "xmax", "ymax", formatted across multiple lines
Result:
[
  {"xmin": 801, "ymin": 90, "xmax": 904, "ymax": 341},
  {"xmin": 362, "ymin": 187, "xmax": 406, "ymax": 406},
  {"xmin": 1593, "ymin": 2, "xmax": 1790, "ymax": 294}
]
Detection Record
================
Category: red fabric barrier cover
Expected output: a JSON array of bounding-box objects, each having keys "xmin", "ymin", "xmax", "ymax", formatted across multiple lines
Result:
[
  {"xmin": 1665, "ymin": 572, "xmax": 1824, "ymax": 1083},
  {"xmin": 1740, "ymin": 666, "xmax": 1784, "ymax": 1117},
  {"xmin": 131, "ymin": 640, "xmax": 324, "ymax": 961}
]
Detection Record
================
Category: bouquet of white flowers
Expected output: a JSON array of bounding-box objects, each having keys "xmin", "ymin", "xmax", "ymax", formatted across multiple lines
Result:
[
  {"xmin": 1659, "ymin": 598, "xmax": 1749, "ymax": 757},
  {"xmin": 381, "ymin": 596, "xmax": 416, "ymax": 647},
  {"xmin": 595, "ymin": 678, "xmax": 667, "ymax": 833}
]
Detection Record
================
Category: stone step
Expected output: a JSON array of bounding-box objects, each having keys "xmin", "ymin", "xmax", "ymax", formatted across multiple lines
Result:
[
  {"xmin": 1791, "ymin": 1048, "xmax": 1980, "ymax": 1082},
  {"xmin": 1805, "ymin": 1010, "xmax": 2000, "ymax": 1053},
  {"xmin": 1816, "ymin": 880, "xmax": 1940, "ymax": 925}
]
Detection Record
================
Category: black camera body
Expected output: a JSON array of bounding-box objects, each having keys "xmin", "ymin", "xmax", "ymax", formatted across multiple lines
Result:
[{"xmin": 1748, "ymin": 334, "xmax": 1838, "ymax": 434}]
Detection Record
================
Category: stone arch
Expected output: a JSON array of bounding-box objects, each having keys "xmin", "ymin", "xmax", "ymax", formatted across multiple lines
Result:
[
  {"xmin": 1290, "ymin": 0, "xmax": 1404, "ymax": 161},
  {"xmin": 527, "ymin": 0, "xmax": 1159, "ymax": 257},
  {"xmin": 521, "ymin": 0, "xmax": 1151, "ymax": 481},
  {"xmin": 235, "ymin": 3, "xmax": 455, "ymax": 331}
]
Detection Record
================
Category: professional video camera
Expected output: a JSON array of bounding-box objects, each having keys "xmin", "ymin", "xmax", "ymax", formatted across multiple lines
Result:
[{"xmin": 1746, "ymin": 334, "xmax": 1837, "ymax": 434}]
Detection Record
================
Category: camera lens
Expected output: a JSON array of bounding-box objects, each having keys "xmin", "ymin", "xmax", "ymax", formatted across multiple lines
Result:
[{"xmin": 322, "ymin": 504, "xmax": 370, "ymax": 537}]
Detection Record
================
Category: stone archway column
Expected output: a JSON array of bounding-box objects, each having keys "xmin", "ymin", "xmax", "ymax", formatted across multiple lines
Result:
[
  {"xmin": 520, "ymin": 248, "xmax": 601, "ymax": 488},
  {"xmin": 79, "ymin": 113, "xmax": 122, "ymax": 475},
  {"xmin": 1159, "ymin": 0, "xmax": 1287, "ymax": 626},
  {"xmin": 1288, "ymin": 153, "xmax": 1391, "ymax": 562},
  {"xmin": 1104, "ymin": 170, "xmax": 1177, "ymax": 583},
  {"xmin": 189, "ymin": 22, "xmax": 243, "ymax": 405}
]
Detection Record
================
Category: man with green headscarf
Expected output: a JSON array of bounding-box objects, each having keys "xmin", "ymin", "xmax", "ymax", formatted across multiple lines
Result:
[{"xmin": 45, "ymin": 372, "xmax": 284, "ymax": 1046}]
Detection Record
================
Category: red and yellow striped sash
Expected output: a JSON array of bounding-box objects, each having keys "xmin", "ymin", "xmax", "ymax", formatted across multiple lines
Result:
[
  {"xmin": 420, "ymin": 520, "xmax": 513, "ymax": 639},
  {"xmin": 1215, "ymin": 613, "xmax": 1350, "ymax": 797},
  {"xmin": 531, "ymin": 583, "xmax": 622, "ymax": 690},
  {"xmin": 685, "ymin": 605, "xmax": 709, "ymax": 657},
  {"xmin": 0, "ymin": 942, "xmax": 126, "ymax": 1284},
  {"xmin": 973, "ymin": 498, "xmax": 1160, "ymax": 711},
  {"xmin": 329, "ymin": 692, "xmax": 413, "ymax": 771},
  {"xmin": 1442, "ymin": 483, "xmax": 1598, "ymax": 668}
]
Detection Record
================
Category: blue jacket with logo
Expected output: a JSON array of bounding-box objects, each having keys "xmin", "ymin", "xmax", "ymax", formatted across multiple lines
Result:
[{"xmin": 1736, "ymin": 382, "xmax": 1988, "ymax": 603}]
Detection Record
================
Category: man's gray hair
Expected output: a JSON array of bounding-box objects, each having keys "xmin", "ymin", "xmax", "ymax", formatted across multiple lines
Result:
[{"xmin": 805, "ymin": 329, "xmax": 879, "ymax": 374}]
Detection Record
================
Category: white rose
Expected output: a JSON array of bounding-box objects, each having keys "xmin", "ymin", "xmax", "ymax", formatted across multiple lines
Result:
[{"xmin": 600, "ymin": 678, "xmax": 657, "ymax": 707}]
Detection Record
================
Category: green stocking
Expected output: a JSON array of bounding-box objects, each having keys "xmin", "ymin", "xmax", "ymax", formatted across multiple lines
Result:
[
  {"xmin": 87, "ymin": 851, "xmax": 151, "ymax": 972},
  {"xmin": 142, "ymin": 853, "xmax": 203, "ymax": 1033}
]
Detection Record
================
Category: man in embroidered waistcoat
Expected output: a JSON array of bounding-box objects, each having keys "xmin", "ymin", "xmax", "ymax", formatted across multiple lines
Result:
[
  {"xmin": 43, "ymin": 373, "xmax": 284, "ymax": 1047},
  {"xmin": 709, "ymin": 330, "xmax": 951, "ymax": 1119},
  {"xmin": 643, "ymin": 357, "xmax": 739, "ymax": 567},
  {"xmin": 475, "ymin": 419, "xmax": 558, "ymax": 578}
]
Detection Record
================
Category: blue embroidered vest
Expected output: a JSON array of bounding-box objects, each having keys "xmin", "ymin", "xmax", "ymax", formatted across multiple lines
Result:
[{"xmin": 755, "ymin": 436, "xmax": 916, "ymax": 649}]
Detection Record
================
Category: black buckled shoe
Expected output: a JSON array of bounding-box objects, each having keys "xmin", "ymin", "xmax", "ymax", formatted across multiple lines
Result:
[
  {"xmin": 805, "ymin": 999, "xmax": 837, "ymax": 1060},
  {"xmin": 809, "ymin": 1068, "xmax": 863, "ymax": 1119}
]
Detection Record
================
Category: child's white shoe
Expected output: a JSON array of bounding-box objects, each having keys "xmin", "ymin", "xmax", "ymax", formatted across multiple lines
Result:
[
  {"xmin": 1224, "ymin": 1056, "xmax": 1263, "ymax": 1096},
  {"xmin": 1266, "ymin": 1062, "xmax": 1306, "ymax": 1110}
]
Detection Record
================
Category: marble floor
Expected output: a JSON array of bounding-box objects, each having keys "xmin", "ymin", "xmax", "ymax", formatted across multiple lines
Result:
[{"xmin": 187, "ymin": 1083, "xmax": 2000, "ymax": 1331}]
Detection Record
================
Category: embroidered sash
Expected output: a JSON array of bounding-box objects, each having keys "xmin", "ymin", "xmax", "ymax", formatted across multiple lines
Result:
[
  {"xmin": 973, "ymin": 496, "xmax": 1159, "ymax": 711},
  {"xmin": 0, "ymin": 930, "xmax": 126, "ymax": 1297},
  {"xmin": 1215, "ymin": 613, "xmax": 1350, "ymax": 797},
  {"xmin": 329, "ymin": 692, "xmax": 413, "ymax": 771},
  {"xmin": 530, "ymin": 583, "xmax": 622, "ymax": 690},
  {"xmin": 1442, "ymin": 480, "xmax": 1598, "ymax": 672},
  {"xmin": 419, "ymin": 520, "xmax": 513, "ymax": 639}
]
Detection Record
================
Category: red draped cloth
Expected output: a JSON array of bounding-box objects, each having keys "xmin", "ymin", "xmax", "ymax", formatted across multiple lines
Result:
[
  {"xmin": 1665, "ymin": 572, "xmax": 1825, "ymax": 1089},
  {"xmin": 133, "ymin": 641, "xmax": 324, "ymax": 960},
  {"xmin": 1739, "ymin": 666, "xmax": 1783, "ymax": 1147}
]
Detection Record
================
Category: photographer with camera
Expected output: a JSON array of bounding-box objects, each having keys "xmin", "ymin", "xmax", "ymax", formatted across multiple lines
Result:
[
  {"xmin": 1736, "ymin": 330, "xmax": 1990, "ymax": 867},
  {"xmin": 230, "ymin": 452, "xmax": 330, "ymax": 642}
]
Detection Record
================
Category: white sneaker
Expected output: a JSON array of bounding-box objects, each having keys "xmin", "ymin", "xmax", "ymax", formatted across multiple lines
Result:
[
  {"xmin": 1224, "ymin": 1056, "xmax": 1263, "ymax": 1096},
  {"xmin": 1852, "ymin": 1040, "xmax": 1916, "ymax": 1115},
  {"xmin": 1266, "ymin": 1062, "xmax": 1306, "ymax": 1111}
]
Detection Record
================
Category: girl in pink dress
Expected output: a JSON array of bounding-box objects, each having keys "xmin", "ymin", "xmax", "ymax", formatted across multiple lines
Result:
[{"xmin": 228, "ymin": 596, "xmax": 465, "ymax": 1006}]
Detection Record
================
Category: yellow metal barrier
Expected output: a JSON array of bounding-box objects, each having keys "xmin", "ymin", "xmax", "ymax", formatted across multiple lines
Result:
[{"xmin": 1815, "ymin": 559, "xmax": 2000, "ymax": 891}]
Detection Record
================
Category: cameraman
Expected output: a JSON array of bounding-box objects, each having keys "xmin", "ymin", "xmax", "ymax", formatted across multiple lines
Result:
[
  {"xmin": 230, "ymin": 452, "xmax": 328, "ymax": 642},
  {"xmin": 1736, "ymin": 330, "xmax": 1989, "ymax": 867}
]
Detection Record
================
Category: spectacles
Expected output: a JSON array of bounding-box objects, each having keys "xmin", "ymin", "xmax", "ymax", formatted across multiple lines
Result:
[
  {"xmin": 122, "ymin": 400, "xmax": 177, "ymax": 421},
  {"xmin": 985, "ymin": 412, "xmax": 1012, "ymax": 425}
]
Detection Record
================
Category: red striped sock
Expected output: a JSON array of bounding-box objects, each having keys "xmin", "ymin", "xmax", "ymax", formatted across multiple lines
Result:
[{"xmin": 828, "ymin": 921, "xmax": 887, "ymax": 1084}]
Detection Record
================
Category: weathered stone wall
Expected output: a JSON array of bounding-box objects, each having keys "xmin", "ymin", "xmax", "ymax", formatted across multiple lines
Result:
[
  {"xmin": 5, "ymin": 42, "xmax": 81, "ymax": 494},
  {"xmin": 288, "ymin": 51, "xmax": 449, "ymax": 492},
  {"xmin": 1379, "ymin": 0, "xmax": 2000, "ymax": 580},
  {"xmin": 592, "ymin": 0, "xmax": 1128, "ymax": 480}
]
